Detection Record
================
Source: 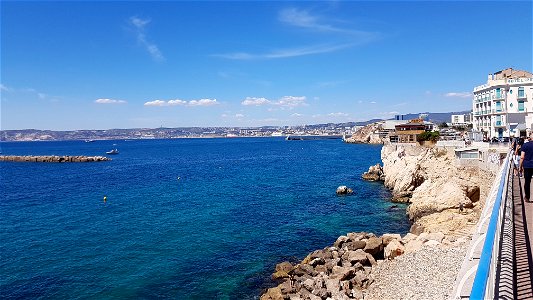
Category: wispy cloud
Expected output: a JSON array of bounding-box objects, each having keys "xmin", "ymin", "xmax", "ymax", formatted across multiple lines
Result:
[
  {"xmin": 144, "ymin": 98, "xmax": 218, "ymax": 107},
  {"xmin": 129, "ymin": 16, "xmax": 164, "ymax": 62},
  {"xmin": 95, "ymin": 98, "xmax": 127, "ymax": 104},
  {"xmin": 291, "ymin": 113, "xmax": 303, "ymax": 117},
  {"xmin": 241, "ymin": 96, "xmax": 307, "ymax": 109},
  {"xmin": 445, "ymin": 92, "xmax": 472, "ymax": 98},
  {"xmin": 214, "ymin": 7, "xmax": 378, "ymax": 60},
  {"xmin": 0, "ymin": 84, "xmax": 11, "ymax": 92},
  {"xmin": 279, "ymin": 7, "xmax": 371, "ymax": 36},
  {"xmin": 214, "ymin": 43, "xmax": 354, "ymax": 60}
]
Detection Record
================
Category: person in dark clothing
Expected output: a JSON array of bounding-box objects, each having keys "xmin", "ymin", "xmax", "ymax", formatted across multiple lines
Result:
[{"xmin": 520, "ymin": 134, "xmax": 533, "ymax": 202}]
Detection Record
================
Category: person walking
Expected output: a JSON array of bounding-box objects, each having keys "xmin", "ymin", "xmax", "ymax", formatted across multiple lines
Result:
[{"xmin": 520, "ymin": 133, "xmax": 533, "ymax": 202}]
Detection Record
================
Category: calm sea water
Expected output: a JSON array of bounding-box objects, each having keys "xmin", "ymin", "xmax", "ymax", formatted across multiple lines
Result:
[{"xmin": 0, "ymin": 138, "xmax": 410, "ymax": 299}]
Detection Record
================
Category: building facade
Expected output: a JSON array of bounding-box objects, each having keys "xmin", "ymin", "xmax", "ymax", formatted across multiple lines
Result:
[
  {"xmin": 473, "ymin": 68, "xmax": 533, "ymax": 139},
  {"xmin": 451, "ymin": 114, "xmax": 472, "ymax": 127},
  {"xmin": 390, "ymin": 118, "xmax": 434, "ymax": 143}
]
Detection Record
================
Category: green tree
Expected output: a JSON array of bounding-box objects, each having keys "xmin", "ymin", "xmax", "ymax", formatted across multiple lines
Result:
[{"xmin": 417, "ymin": 131, "xmax": 440, "ymax": 142}]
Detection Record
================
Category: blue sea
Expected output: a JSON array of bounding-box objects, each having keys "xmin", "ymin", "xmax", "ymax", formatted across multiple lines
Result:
[{"xmin": 0, "ymin": 138, "xmax": 410, "ymax": 299}]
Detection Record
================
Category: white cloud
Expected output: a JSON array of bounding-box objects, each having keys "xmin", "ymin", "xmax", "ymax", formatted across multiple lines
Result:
[
  {"xmin": 291, "ymin": 113, "xmax": 303, "ymax": 117},
  {"xmin": 242, "ymin": 96, "xmax": 308, "ymax": 109},
  {"xmin": 235, "ymin": 113, "xmax": 245, "ymax": 118},
  {"xmin": 275, "ymin": 96, "xmax": 307, "ymax": 108},
  {"xmin": 129, "ymin": 16, "xmax": 165, "ymax": 62},
  {"xmin": 38, "ymin": 93, "xmax": 47, "ymax": 99},
  {"xmin": 144, "ymin": 98, "xmax": 218, "ymax": 107},
  {"xmin": 144, "ymin": 100, "xmax": 168, "ymax": 106},
  {"xmin": 445, "ymin": 92, "xmax": 472, "ymax": 98},
  {"xmin": 188, "ymin": 99, "xmax": 218, "ymax": 106},
  {"xmin": 328, "ymin": 112, "xmax": 349, "ymax": 117},
  {"xmin": 95, "ymin": 98, "xmax": 127, "ymax": 104},
  {"xmin": 241, "ymin": 97, "xmax": 271, "ymax": 106},
  {"xmin": 370, "ymin": 101, "xmax": 377, "ymax": 104},
  {"xmin": 168, "ymin": 99, "xmax": 187, "ymax": 106},
  {"xmin": 379, "ymin": 111, "xmax": 399, "ymax": 116}
]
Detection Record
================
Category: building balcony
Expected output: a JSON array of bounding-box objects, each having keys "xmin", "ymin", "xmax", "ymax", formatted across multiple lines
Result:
[
  {"xmin": 491, "ymin": 108, "xmax": 506, "ymax": 114},
  {"xmin": 492, "ymin": 94, "xmax": 506, "ymax": 100},
  {"xmin": 494, "ymin": 121, "xmax": 505, "ymax": 127}
]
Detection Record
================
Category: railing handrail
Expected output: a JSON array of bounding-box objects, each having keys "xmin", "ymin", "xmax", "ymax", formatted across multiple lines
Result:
[{"xmin": 469, "ymin": 152, "xmax": 510, "ymax": 299}]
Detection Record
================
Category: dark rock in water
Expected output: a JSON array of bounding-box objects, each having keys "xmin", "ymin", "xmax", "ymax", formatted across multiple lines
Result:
[
  {"xmin": 386, "ymin": 205, "xmax": 399, "ymax": 212},
  {"xmin": 362, "ymin": 163, "xmax": 385, "ymax": 181},
  {"xmin": 336, "ymin": 185, "xmax": 353, "ymax": 195}
]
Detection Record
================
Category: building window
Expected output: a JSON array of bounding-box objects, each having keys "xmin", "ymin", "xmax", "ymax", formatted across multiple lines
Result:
[
  {"xmin": 510, "ymin": 89, "xmax": 513, "ymax": 94},
  {"xmin": 496, "ymin": 88, "xmax": 501, "ymax": 98},
  {"xmin": 519, "ymin": 100, "xmax": 525, "ymax": 112},
  {"xmin": 518, "ymin": 87, "xmax": 525, "ymax": 98}
]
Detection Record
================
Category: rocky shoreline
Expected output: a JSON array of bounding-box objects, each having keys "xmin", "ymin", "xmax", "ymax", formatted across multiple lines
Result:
[
  {"xmin": 260, "ymin": 144, "xmax": 496, "ymax": 300},
  {"xmin": 0, "ymin": 155, "xmax": 111, "ymax": 162}
]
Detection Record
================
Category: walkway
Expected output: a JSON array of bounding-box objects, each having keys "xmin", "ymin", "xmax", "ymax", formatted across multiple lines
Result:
[{"xmin": 496, "ymin": 172, "xmax": 533, "ymax": 299}]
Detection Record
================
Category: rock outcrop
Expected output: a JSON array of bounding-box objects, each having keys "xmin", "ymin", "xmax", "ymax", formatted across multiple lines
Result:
[
  {"xmin": 0, "ymin": 155, "xmax": 111, "ymax": 162},
  {"xmin": 361, "ymin": 163, "xmax": 384, "ymax": 181},
  {"xmin": 344, "ymin": 122, "xmax": 384, "ymax": 144},
  {"xmin": 380, "ymin": 144, "xmax": 494, "ymax": 235}
]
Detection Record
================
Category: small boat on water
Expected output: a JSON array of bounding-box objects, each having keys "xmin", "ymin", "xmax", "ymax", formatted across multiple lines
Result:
[
  {"xmin": 106, "ymin": 149, "xmax": 119, "ymax": 155},
  {"xmin": 85, "ymin": 139, "xmax": 95, "ymax": 143}
]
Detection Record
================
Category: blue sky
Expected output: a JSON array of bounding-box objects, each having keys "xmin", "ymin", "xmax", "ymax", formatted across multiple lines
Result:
[{"xmin": 1, "ymin": 1, "xmax": 532, "ymax": 130}]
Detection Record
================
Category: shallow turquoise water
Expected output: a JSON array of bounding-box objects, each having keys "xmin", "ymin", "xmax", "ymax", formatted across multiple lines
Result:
[{"xmin": 0, "ymin": 138, "xmax": 410, "ymax": 299}]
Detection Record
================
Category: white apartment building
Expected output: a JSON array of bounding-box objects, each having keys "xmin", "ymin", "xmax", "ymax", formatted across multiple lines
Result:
[
  {"xmin": 473, "ymin": 68, "xmax": 533, "ymax": 139},
  {"xmin": 451, "ymin": 114, "xmax": 472, "ymax": 126}
]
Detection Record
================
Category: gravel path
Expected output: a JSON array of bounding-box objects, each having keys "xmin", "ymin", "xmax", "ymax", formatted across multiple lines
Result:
[{"xmin": 364, "ymin": 244, "xmax": 468, "ymax": 300}]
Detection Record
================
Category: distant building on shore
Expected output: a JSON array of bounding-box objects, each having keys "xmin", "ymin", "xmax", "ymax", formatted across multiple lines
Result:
[
  {"xmin": 473, "ymin": 68, "xmax": 533, "ymax": 139},
  {"xmin": 389, "ymin": 118, "xmax": 434, "ymax": 143},
  {"xmin": 451, "ymin": 113, "xmax": 472, "ymax": 127}
]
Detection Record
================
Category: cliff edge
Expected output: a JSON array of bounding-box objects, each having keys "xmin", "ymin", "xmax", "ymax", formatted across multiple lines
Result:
[{"xmin": 381, "ymin": 144, "xmax": 495, "ymax": 236}]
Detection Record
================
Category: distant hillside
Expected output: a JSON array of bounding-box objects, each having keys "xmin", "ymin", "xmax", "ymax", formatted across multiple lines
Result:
[{"xmin": 393, "ymin": 111, "xmax": 471, "ymax": 124}]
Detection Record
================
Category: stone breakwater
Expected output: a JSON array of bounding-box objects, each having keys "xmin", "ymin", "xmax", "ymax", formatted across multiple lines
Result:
[{"xmin": 0, "ymin": 155, "xmax": 111, "ymax": 162}]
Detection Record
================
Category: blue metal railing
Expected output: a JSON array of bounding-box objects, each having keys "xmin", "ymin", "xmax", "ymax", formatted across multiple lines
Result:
[{"xmin": 470, "ymin": 153, "xmax": 510, "ymax": 299}]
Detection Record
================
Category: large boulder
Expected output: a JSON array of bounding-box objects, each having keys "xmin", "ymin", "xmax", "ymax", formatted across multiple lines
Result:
[
  {"xmin": 363, "ymin": 237, "xmax": 383, "ymax": 257},
  {"xmin": 384, "ymin": 239, "xmax": 405, "ymax": 260},
  {"xmin": 260, "ymin": 286, "xmax": 284, "ymax": 300},
  {"xmin": 272, "ymin": 261, "xmax": 294, "ymax": 280}
]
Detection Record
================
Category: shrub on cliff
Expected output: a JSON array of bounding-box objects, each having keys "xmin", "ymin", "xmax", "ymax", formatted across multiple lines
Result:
[{"xmin": 417, "ymin": 131, "xmax": 440, "ymax": 142}]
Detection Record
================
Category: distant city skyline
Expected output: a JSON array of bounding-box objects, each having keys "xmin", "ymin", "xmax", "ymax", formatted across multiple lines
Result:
[{"xmin": 1, "ymin": 1, "xmax": 532, "ymax": 131}]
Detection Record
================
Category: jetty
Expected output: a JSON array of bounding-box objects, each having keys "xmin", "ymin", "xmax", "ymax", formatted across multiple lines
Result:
[{"xmin": 0, "ymin": 155, "xmax": 111, "ymax": 163}]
